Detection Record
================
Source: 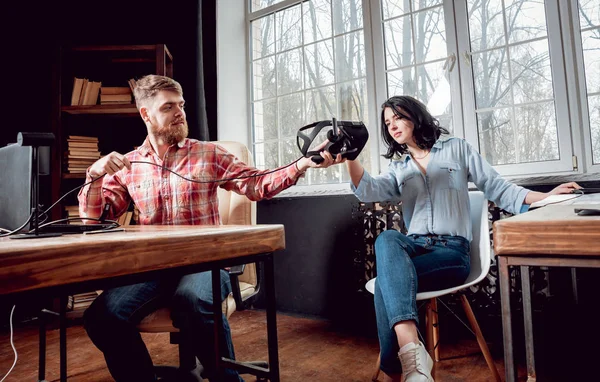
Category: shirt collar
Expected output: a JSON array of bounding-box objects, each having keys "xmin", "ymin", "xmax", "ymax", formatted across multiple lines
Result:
[
  {"xmin": 399, "ymin": 136, "xmax": 453, "ymax": 164},
  {"xmin": 138, "ymin": 137, "xmax": 187, "ymax": 156}
]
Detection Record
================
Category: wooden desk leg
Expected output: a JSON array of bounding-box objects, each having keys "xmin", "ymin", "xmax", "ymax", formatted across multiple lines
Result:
[
  {"xmin": 38, "ymin": 310, "xmax": 47, "ymax": 382},
  {"xmin": 212, "ymin": 268, "xmax": 223, "ymax": 379},
  {"xmin": 59, "ymin": 296, "xmax": 67, "ymax": 382},
  {"xmin": 520, "ymin": 265, "xmax": 536, "ymax": 382},
  {"xmin": 265, "ymin": 254, "xmax": 281, "ymax": 382},
  {"xmin": 499, "ymin": 256, "xmax": 517, "ymax": 382}
]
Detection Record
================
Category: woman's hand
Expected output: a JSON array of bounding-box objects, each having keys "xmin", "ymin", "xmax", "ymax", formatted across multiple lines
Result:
[
  {"xmin": 548, "ymin": 182, "xmax": 582, "ymax": 196},
  {"xmin": 295, "ymin": 139, "xmax": 346, "ymax": 172}
]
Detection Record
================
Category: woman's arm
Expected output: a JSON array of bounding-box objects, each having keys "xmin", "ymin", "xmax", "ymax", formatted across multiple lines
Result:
[
  {"xmin": 346, "ymin": 159, "xmax": 365, "ymax": 188},
  {"xmin": 524, "ymin": 182, "xmax": 582, "ymax": 204}
]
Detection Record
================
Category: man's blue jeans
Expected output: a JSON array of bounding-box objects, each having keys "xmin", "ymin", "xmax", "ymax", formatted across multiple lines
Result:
[
  {"xmin": 374, "ymin": 231, "xmax": 471, "ymax": 375},
  {"xmin": 84, "ymin": 270, "xmax": 244, "ymax": 382}
]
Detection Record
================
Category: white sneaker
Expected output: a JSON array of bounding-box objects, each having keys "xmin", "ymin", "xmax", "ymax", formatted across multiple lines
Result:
[{"xmin": 398, "ymin": 342, "xmax": 434, "ymax": 382}]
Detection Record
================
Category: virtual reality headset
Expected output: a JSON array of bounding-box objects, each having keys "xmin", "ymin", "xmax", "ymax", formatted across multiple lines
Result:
[{"xmin": 296, "ymin": 118, "xmax": 369, "ymax": 164}]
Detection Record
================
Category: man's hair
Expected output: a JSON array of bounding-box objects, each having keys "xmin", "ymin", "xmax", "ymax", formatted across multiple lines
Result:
[
  {"xmin": 133, "ymin": 75, "xmax": 183, "ymax": 110},
  {"xmin": 380, "ymin": 95, "xmax": 450, "ymax": 159}
]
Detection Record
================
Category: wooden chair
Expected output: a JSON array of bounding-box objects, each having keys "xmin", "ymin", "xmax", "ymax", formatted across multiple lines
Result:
[
  {"xmin": 136, "ymin": 140, "xmax": 265, "ymax": 381},
  {"xmin": 364, "ymin": 191, "xmax": 501, "ymax": 382}
]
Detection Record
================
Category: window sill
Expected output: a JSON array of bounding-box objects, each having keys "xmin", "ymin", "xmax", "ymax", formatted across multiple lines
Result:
[{"xmin": 274, "ymin": 183, "xmax": 354, "ymax": 198}]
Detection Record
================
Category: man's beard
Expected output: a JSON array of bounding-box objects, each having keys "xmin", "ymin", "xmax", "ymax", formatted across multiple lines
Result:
[{"xmin": 152, "ymin": 121, "xmax": 189, "ymax": 146}]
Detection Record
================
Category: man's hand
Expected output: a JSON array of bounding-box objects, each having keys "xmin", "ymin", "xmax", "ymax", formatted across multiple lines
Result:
[
  {"xmin": 89, "ymin": 151, "xmax": 131, "ymax": 177},
  {"xmin": 548, "ymin": 182, "xmax": 582, "ymax": 196}
]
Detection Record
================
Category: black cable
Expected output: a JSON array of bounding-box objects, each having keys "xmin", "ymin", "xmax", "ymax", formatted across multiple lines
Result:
[
  {"xmin": 0, "ymin": 211, "xmax": 35, "ymax": 237},
  {"xmin": 129, "ymin": 156, "xmax": 303, "ymax": 184},
  {"xmin": 3, "ymin": 156, "xmax": 306, "ymax": 238}
]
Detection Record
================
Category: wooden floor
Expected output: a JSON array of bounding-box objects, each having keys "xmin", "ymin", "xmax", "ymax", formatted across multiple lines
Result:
[{"xmin": 0, "ymin": 309, "xmax": 527, "ymax": 382}]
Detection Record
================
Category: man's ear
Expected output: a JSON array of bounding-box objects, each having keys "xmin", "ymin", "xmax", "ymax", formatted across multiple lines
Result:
[{"xmin": 140, "ymin": 106, "xmax": 150, "ymax": 123}]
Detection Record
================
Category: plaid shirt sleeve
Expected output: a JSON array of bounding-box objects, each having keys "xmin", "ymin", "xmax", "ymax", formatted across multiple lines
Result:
[
  {"xmin": 214, "ymin": 145, "xmax": 304, "ymax": 201},
  {"xmin": 78, "ymin": 169, "xmax": 131, "ymax": 221}
]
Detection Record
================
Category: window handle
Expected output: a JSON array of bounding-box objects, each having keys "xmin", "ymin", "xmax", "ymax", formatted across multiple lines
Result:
[
  {"xmin": 442, "ymin": 53, "xmax": 457, "ymax": 72},
  {"xmin": 463, "ymin": 51, "xmax": 472, "ymax": 67}
]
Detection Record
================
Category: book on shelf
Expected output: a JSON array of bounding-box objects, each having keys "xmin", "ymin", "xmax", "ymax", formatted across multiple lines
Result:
[
  {"xmin": 64, "ymin": 135, "xmax": 101, "ymax": 174},
  {"xmin": 100, "ymin": 86, "xmax": 131, "ymax": 95},
  {"xmin": 128, "ymin": 78, "xmax": 137, "ymax": 92},
  {"xmin": 100, "ymin": 93, "xmax": 132, "ymax": 104},
  {"xmin": 71, "ymin": 78, "xmax": 101, "ymax": 106}
]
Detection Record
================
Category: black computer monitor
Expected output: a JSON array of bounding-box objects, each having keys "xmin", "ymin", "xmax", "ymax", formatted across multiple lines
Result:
[{"xmin": 0, "ymin": 143, "xmax": 50, "ymax": 231}]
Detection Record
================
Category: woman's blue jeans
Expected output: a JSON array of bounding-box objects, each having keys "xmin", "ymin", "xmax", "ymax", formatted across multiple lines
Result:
[
  {"xmin": 374, "ymin": 231, "xmax": 471, "ymax": 375},
  {"xmin": 83, "ymin": 270, "xmax": 244, "ymax": 382}
]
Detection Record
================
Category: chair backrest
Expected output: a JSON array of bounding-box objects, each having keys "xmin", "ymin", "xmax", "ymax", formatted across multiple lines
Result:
[
  {"xmin": 463, "ymin": 190, "xmax": 491, "ymax": 285},
  {"xmin": 212, "ymin": 141, "xmax": 257, "ymax": 286}
]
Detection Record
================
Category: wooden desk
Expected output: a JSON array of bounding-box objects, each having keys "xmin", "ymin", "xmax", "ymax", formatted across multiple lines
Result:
[
  {"xmin": 0, "ymin": 225, "xmax": 285, "ymax": 382},
  {"xmin": 493, "ymin": 203, "xmax": 600, "ymax": 382}
]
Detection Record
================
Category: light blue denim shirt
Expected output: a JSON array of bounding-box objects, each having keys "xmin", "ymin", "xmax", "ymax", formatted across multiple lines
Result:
[{"xmin": 352, "ymin": 137, "xmax": 530, "ymax": 242}]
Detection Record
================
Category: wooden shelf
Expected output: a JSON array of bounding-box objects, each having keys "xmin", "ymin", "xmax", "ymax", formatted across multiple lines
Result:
[
  {"xmin": 62, "ymin": 173, "xmax": 86, "ymax": 179},
  {"xmin": 61, "ymin": 104, "xmax": 138, "ymax": 115}
]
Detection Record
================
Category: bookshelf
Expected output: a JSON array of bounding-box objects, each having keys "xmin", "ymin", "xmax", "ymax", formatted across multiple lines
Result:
[{"xmin": 51, "ymin": 44, "xmax": 173, "ymax": 318}]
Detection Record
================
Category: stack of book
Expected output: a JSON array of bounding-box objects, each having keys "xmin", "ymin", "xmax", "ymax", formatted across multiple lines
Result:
[
  {"xmin": 71, "ymin": 77, "xmax": 101, "ymax": 106},
  {"xmin": 68, "ymin": 291, "xmax": 102, "ymax": 312},
  {"xmin": 100, "ymin": 86, "xmax": 133, "ymax": 105},
  {"xmin": 64, "ymin": 136, "xmax": 101, "ymax": 174},
  {"xmin": 64, "ymin": 205, "xmax": 80, "ymax": 223}
]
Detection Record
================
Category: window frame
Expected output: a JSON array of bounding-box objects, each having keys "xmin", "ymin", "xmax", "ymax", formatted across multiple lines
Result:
[{"xmin": 242, "ymin": 0, "xmax": 596, "ymax": 192}]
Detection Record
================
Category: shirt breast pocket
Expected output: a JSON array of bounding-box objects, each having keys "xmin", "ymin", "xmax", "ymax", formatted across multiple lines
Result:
[
  {"xmin": 398, "ymin": 173, "xmax": 417, "ymax": 198},
  {"xmin": 438, "ymin": 161, "xmax": 462, "ymax": 190}
]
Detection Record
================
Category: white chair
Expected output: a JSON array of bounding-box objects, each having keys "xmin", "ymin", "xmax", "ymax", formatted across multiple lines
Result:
[{"xmin": 365, "ymin": 191, "xmax": 501, "ymax": 382}]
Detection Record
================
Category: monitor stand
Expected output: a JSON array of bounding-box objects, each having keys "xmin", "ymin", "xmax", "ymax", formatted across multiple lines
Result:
[{"xmin": 10, "ymin": 133, "xmax": 62, "ymax": 239}]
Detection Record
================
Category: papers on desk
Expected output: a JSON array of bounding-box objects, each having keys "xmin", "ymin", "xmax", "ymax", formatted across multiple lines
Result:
[{"xmin": 529, "ymin": 194, "xmax": 580, "ymax": 209}]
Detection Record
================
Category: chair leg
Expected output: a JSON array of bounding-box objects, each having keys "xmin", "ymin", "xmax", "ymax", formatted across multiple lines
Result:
[
  {"xmin": 431, "ymin": 298, "xmax": 440, "ymax": 362},
  {"xmin": 459, "ymin": 294, "xmax": 502, "ymax": 382},
  {"xmin": 425, "ymin": 298, "xmax": 437, "ymax": 379},
  {"xmin": 372, "ymin": 353, "xmax": 381, "ymax": 381}
]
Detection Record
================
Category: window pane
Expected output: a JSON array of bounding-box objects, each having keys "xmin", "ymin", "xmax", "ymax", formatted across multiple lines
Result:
[
  {"xmin": 251, "ymin": 14, "xmax": 275, "ymax": 60},
  {"xmin": 253, "ymin": 99, "xmax": 278, "ymax": 141},
  {"xmin": 253, "ymin": 57, "xmax": 276, "ymax": 100},
  {"xmin": 581, "ymin": 29, "xmax": 600, "ymax": 94},
  {"xmin": 303, "ymin": 0, "xmax": 332, "ymax": 44},
  {"xmin": 384, "ymin": 15, "xmax": 414, "ymax": 70},
  {"xmin": 276, "ymin": 4, "xmax": 302, "ymax": 52},
  {"xmin": 251, "ymin": 0, "xmax": 287, "ymax": 13},
  {"xmin": 306, "ymin": 86, "xmax": 337, "ymax": 122},
  {"xmin": 338, "ymin": 78, "xmax": 368, "ymax": 122},
  {"xmin": 413, "ymin": 7, "xmax": 447, "ymax": 64},
  {"xmin": 305, "ymin": 40, "xmax": 335, "ymax": 88},
  {"xmin": 413, "ymin": 0, "xmax": 443, "ymax": 11},
  {"xmin": 416, "ymin": 63, "xmax": 452, "ymax": 116},
  {"xmin": 578, "ymin": 0, "xmax": 600, "ymax": 29},
  {"xmin": 471, "ymin": 48, "xmax": 511, "ymax": 108},
  {"xmin": 467, "ymin": 0, "xmax": 504, "ymax": 52},
  {"xmin": 477, "ymin": 108, "xmax": 514, "ymax": 165},
  {"xmin": 510, "ymin": 39, "xmax": 553, "ymax": 104},
  {"xmin": 254, "ymin": 141, "xmax": 279, "ymax": 170},
  {"xmin": 278, "ymin": 92, "xmax": 305, "ymax": 138},
  {"xmin": 387, "ymin": 67, "xmax": 416, "ymax": 97},
  {"xmin": 332, "ymin": 0, "xmax": 363, "ymax": 35},
  {"xmin": 505, "ymin": 0, "xmax": 548, "ymax": 44},
  {"xmin": 277, "ymin": 48, "xmax": 303, "ymax": 95},
  {"xmin": 334, "ymin": 31, "xmax": 366, "ymax": 82},
  {"xmin": 514, "ymin": 102, "xmax": 559, "ymax": 162},
  {"xmin": 589, "ymin": 95, "xmax": 600, "ymax": 164},
  {"xmin": 382, "ymin": 0, "xmax": 408, "ymax": 20}
]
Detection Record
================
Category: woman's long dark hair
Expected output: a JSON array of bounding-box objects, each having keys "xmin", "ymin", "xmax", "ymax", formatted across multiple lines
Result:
[{"xmin": 380, "ymin": 96, "xmax": 449, "ymax": 159}]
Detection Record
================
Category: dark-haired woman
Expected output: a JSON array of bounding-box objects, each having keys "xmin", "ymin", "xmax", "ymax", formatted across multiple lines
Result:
[{"xmin": 346, "ymin": 95, "xmax": 579, "ymax": 382}]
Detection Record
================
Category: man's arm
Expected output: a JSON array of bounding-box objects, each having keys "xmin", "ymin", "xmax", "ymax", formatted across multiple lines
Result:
[{"xmin": 78, "ymin": 152, "xmax": 132, "ymax": 221}]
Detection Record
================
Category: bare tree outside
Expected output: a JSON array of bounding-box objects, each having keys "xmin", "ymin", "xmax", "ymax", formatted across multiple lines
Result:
[
  {"xmin": 250, "ymin": 0, "xmax": 371, "ymax": 185},
  {"xmin": 578, "ymin": 0, "xmax": 600, "ymax": 164}
]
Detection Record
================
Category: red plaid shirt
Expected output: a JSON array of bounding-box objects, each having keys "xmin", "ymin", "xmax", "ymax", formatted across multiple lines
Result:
[{"xmin": 78, "ymin": 138, "xmax": 304, "ymax": 225}]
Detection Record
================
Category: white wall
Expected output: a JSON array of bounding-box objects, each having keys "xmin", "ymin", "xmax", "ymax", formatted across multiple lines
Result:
[{"xmin": 216, "ymin": 0, "xmax": 250, "ymax": 146}]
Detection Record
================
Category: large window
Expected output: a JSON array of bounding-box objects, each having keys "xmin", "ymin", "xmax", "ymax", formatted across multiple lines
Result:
[
  {"xmin": 247, "ymin": 0, "xmax": 599, "ymax": 186},
  {"xmin": 250, "ymin": 0, "xmax": 372, "ymax": 185},
  {"xmin": 575, "ymin": 0, "xmax": 600, "ymax": 166}
]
